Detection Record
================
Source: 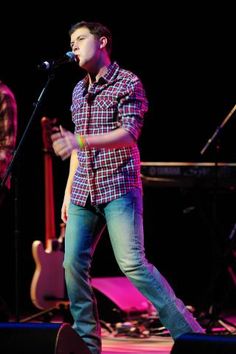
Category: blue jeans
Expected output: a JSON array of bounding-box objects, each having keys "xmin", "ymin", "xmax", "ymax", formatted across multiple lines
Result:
[{"xmin": 64, "ymin": 188, "xmax": 203, "ymax": 354}]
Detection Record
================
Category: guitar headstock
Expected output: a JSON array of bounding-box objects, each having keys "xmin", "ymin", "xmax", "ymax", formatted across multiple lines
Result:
[{"xmin": 41, "ymin": 116, "xmax": 58, "ymax": 154}]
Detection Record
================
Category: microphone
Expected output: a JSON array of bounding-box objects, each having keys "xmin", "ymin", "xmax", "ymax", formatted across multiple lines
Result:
[{"xmin": 38, "ymin": 51, "xmax": 76, "ymax": 70}]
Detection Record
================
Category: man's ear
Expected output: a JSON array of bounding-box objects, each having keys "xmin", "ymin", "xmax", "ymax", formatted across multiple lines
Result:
[{"xmin": 99, "ymin": 36, "xmax": 108, "ymax": 49}]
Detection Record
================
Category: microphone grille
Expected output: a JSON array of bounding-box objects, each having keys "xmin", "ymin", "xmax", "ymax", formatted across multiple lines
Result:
[{"xmin": 65, "ymin": 51, "xmax": 76, "ymax": 62}]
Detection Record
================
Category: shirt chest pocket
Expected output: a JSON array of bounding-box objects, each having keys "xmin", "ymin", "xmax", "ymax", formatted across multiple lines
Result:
[
  {"xmin": 94, "ymin": 97, "xmax": 117, "ymax": 111},
  {"xmin": 89, "ymin": 97, "xmax": 120, "ymax": 130}
]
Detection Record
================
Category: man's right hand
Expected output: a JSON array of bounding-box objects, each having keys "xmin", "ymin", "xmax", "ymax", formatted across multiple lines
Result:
[{"xmin": 51, "ymin": 126, "xmax": 78, "ymax": 160}]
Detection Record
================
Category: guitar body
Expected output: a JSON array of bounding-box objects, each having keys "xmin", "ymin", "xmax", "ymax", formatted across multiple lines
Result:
[
  {"xmin": 30, "ymin": 240, "xmax": 65, "ymax": 309},
  {"xmin": 30, "ymin": 117, "xmax": 67, "ymax": 310}
]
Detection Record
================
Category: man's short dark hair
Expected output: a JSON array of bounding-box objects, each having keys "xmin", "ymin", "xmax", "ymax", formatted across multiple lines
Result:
[{"xmin": 69, "ymin": 21, "xmax": 112, "ymax": 56}]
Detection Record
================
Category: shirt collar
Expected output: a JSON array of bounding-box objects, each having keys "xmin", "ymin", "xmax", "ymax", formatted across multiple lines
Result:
[
  {"xmin": 81, "ymin": 61, "xmax": 120, "ymax": 88},
  {"xmin": 102, "ymin": 61, "xmax": 119, "ymax": 83}
]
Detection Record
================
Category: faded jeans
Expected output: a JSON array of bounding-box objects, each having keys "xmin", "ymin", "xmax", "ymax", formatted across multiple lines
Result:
[{"xmin": 64, "ymin": 187, "xmax": 204, "ymax": 354}]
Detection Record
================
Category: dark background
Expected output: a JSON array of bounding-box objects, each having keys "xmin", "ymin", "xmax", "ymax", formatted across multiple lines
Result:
[{"xmin": 1, "ymin": 3, "xmax": 236, "ymax": 319}]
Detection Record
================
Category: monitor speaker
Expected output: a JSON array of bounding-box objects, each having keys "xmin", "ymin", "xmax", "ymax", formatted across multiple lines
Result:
[
  {"xmin": 0, "ymin": 322, "xmax": 90, "ymax": 354},
  {"xmin": 171, "ymin": 332, "xmax": 236, "ymax": 354}
]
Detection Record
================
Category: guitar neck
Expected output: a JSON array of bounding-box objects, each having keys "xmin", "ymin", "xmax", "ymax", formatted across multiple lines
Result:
[{"xmin": 44, "ymin": 150, "xmax": 56, "ymax": 248}]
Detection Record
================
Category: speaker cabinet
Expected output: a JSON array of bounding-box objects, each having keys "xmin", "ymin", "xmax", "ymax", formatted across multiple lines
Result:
[
  {"xmin": 0, "ymin": 322, "xmax": 90, "ymax": 354},
  {"xmin": 171, "ymin": 333, "xmax": 236, "ymax": 354}
]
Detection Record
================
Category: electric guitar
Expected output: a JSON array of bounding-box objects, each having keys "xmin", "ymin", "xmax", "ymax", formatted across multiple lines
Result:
[{"xmin": 30, "ymin": 116, "xmax": 66, "ymax": 310}]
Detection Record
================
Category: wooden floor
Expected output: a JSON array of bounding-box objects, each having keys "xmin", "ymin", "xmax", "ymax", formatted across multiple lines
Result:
[
  {"xmin": 99, "ymin": 309, "xmax": 236, "ymax": 354},
  {"xmin": 101, "ymin": 335, "xmax": 173, "ymax": 354},
  {"xmin": 99, "ymin": 310, "xmax": 236, "ymax": 354}
]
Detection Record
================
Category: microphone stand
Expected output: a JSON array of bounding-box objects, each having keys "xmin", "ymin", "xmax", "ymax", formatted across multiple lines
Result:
[
  {"xmin": 198, "ymin": 103, "xmax": 236, "ymax": 333},
  {"xmin": 200, "ymin": 103, "xmax": 236, "ymax": 156},
  {"xmin": 0, "ymin": 71, "xmax": 56, "ymax": 321}
]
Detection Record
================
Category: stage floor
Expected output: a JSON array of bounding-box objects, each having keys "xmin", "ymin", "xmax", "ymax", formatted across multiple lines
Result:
[
  {"xmin": 100, "ymin": 309, "xmax": 236, "ymax": 354},
  {"xmin": 101, "ymin": 335, "xmax": 173, "ymax": 354}
]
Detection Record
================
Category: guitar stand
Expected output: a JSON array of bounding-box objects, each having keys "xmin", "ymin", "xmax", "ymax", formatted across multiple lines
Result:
[
  {"xmin": 196, "ymin": 304, "xmax": 236, "ymax": 335},
  {"xmin": 196, "ymin": 219, "xmax": 236, "ymax": 335},
  {"xmin": 20, "ymin": 301, "xmax": 72, "ymax": 324}
]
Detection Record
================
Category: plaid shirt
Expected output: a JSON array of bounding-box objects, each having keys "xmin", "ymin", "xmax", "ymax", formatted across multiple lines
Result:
[
  {"xmin": 70, "ymin": 62, "xmax": 148, "ymax": 206},
  {"xmin": 0, "ymin": 81, "xmax": 17, "ymax": 189}
]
